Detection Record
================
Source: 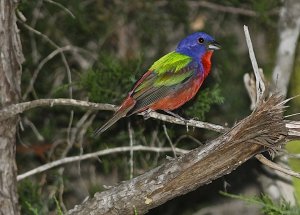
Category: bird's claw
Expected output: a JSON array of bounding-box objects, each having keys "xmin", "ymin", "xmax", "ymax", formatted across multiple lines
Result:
[{"xmin": 142, "ymin": 109, "xmax": 152, "ymax": 120}]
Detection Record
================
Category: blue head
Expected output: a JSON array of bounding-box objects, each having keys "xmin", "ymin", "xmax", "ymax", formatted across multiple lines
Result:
[{"xmin": 175, "ymin": 32, "xmax": 221, "ymax": 59}]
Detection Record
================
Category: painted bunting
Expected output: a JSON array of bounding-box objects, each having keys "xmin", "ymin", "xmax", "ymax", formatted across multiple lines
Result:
[{"xmin": 95, "ymin": 32, "xmax": 220, "ymax": 135}]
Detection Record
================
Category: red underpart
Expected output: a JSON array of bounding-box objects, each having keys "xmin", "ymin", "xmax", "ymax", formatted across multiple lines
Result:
[
  {"xmin": 148, "ymin": 51, "xmax": 213, "ymax": 111},
  {"xmin": 119, "ymin": 51, "xmax": 213, "ymax": 113},
  {"xmin": 201, "ymin": 51, "xmax": 213, "ymax": 78},
  {"xmin": 149, "ymin": 77, "xmax": 204, "ymax": 110}
]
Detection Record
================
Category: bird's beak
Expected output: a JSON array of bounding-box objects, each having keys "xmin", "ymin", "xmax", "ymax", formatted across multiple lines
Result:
[{"xmin": 208, "ymin": 41, "xmax": 221, "ymax": 50}]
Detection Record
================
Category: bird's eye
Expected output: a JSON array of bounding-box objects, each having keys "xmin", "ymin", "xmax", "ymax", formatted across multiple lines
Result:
[{"xmin": 198, "ymin": 37, "xmax": 204, "ymax": 44}]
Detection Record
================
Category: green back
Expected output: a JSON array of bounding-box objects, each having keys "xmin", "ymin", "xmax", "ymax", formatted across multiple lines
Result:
[{"xmin": 149, "ymin": 51, "xmax": 192, "ymax": 74}]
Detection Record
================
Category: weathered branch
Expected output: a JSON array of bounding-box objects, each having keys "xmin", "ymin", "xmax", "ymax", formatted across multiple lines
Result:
[
  {"xmin": 67, "ymin": 95, "xmax": 287, "ymax": 215},
  {"xmin": 17, "ymin": 146, "xmax": 188, "ymax": 181},
  {"xmin": 255, "ymin": 154, "xmax": 300, "ymax": 178},
  {"xmin": 244, "ymin": 25, "xmax": 266, "ymax": 105},
  {"xmin": 65, "ymin": 25, "xmax": 300, "ymax": 215},
  {"xmin": 0, "ymin": 98, "xmax": 227, "ymax": 133}
]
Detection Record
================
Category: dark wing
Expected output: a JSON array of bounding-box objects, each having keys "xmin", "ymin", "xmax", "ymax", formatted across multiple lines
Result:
[{"xmin": 127, "ymin": 65, "xmax": 198, "ymax": 115}]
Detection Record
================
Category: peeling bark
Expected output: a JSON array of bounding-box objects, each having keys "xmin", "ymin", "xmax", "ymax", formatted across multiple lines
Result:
[{"xmin": 0, "ymin": 0, "xmax": 24, "ymax": 214}]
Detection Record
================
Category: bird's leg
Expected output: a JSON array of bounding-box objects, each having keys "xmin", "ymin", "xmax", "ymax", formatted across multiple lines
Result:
[{"xmin": 164, "ymin": 110, "xmax": 191, "ymax": 132}]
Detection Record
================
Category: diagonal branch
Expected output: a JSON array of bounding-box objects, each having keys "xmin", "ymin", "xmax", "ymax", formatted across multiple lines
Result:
[
  {"xmin": 67, "ymin": 94, "xmax": 288, "ymax": 215},
  {"xmin": 65, "ymin": 25, "xmax": 300, "ymax": 215}
]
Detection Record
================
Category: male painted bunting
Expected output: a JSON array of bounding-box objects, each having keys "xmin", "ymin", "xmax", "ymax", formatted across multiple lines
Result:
[{"xmin": 95, "ymin": 32, "xmax": 220, "ymax": 135}]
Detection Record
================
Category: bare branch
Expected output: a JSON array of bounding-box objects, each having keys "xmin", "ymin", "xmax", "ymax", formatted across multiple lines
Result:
[
  {"xmin": 128, "ymin": 122, "xmax": 135, "ymax": 179},
  {"xmin": 0, "ymin": 98, "xmax": 227, "ymax": 133},
  {"xmin": 163, "ymin": 124, "xmax": 177, "ymax": 158},
  {"xmin": 66, "ymin": 95, "xmax": 288, "ymax": 215},
  {"xmin": 244, "ymin": 25, "xmax": 266, "ymax": 105},
  {"xmin": 285, "ymin": 120, "xmax": 300, "ymax": 138},
  {"xmin": 255, "ymin": 154, "xmax": 300, "ymax": 179},
  {"xmin": 44, "ymin": 0, "xmax": 75, "ymax": 19},
  {"xmin": 17, "ymin": 145, "xmax": 188, "ymax": 181},
  {"xmin": 188, "ymin": 1, "xmax": 278, "ymax": 17}
]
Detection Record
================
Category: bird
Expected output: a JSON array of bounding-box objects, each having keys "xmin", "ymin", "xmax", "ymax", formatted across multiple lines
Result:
[{"xmin": 95, "ymin": 32, "xmax": 221, "ymax": 135}]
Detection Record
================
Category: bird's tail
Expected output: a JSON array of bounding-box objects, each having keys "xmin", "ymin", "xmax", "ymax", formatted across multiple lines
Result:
[{"xmin": 94, "ymin": 97, "xmax": 135, "ymax": 135}]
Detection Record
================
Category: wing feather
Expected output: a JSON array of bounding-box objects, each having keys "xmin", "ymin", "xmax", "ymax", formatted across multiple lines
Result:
[{"xmin": 128, "ymin": 64, "xmax": 198, "ymax": 115}]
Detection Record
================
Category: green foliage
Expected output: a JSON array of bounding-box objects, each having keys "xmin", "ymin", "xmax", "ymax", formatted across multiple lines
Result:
[
  {"xmin": 185, "ymin": 84, "xmax": 224, "ymax": 120},
  {"xmin": 54, "ymin": 196, "xmax": 64, "ymax": 215},
  {"xmin": 24, "ymin": 201, "xmax": 39, "ymax": 215},
  {"xmin": 221, "ymin": 191, "xmax": 300, "ymax": 215},
  {"xmin": 18, "ymin": 180, "xmax": 44, "ymax": 215},
  {"xmin": 286, "ymin": 141, "xmax": 300, "ymax": 205},
  {"xmin": 79, "ymin": 55, "xmax": 142, "ymax": 103},
  {"xmin": 18, "ymin": 177, "xmax": 67, "ymax": 214}
]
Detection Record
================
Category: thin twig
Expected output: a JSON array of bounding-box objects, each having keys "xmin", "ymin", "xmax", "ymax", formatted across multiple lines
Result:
[
  {"xmin": 244, "ymin": 25, "xmax": 266, "ymax": 105},
  {"xmin": 287, "ymin": 154, "xmax": 300, "ymax": 159},
  {"xmin": 17, "ymin": 145, "xmax": 189, "ymax": 181},
  {"xmin": 128, "ymin": 122, "xmax": 134, "ymax": 179},
  {"xmin": 163, "ymin": 124, "xmax": 177, "ymax": 158},
  {"xmin": 23, "ymin": 117, "xmax": 45, "ymax": 141},
  {"xmin": 255, "ymin": 154, "xmax": 300, "ymax": 179},
  {"xmin": 0, "ymin": 98, "xmax": 227, "ymax": 133},
  {"xmin": 146, "ymin": 111, "xmax": 227, "ymax": 133},
  {"xmin": 22, "ymin": 45, "xmax": 73, "ymax": 99},
  {"xmin": 188, "ymin": 1, "xmax": 278, "ymax": 17},
  {"xmin": 44, "ymin": 0, "xmax": 75, "ymax": 19}
]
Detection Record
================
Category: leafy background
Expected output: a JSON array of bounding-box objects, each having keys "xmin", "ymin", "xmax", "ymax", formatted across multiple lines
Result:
[{"xmin": 17, "ymin": 0, "xmax": 300, "ymax": 214}]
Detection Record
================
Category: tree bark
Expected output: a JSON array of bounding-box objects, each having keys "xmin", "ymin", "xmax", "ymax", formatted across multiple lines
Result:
[
  {"xmin": 272, "ymin": 0, "xmax": 300, "ymax": 97},
  {"xmin": 0, "ymin": 0, "xmax": 23, "ymax": 214},
  {"xmin": 67, "ymin": 95, "xmax": 288, "ymax": 215}
]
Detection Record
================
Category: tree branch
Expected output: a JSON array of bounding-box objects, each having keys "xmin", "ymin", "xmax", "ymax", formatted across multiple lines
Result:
[
  {"xmin": 17, "ymin": 145, "xmax": 188, "ymax": 181},
  {"xmin": 65, "ymin": 25, "xmax": 300, "ymax": 215},
  {"xmin": 67, "ymin": 95, "xmax": 288, "ymax": 215},
  {"xmin": 255, "ymin": 154, "xmax": 300, "ymax": 179},
  {"xmin": 244, "ymin": 25, "xmax": 266, "ymax": 105},
  {"xmin": 0, "ymin": 98, "xmax": 227, "ymax": 133}
]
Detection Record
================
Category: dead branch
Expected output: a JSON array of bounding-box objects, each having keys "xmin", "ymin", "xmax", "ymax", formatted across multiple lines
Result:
[
  {"xmin": 0, "ymin": 98, "xmax": 227, "ymax": 133},
  {"xmin": 65, "ymin": 25, "xmax": 300, "ymax": 215},
  {"xmin": 255, "ymin": 154, "xmax": 300, "ymax": 178},
  {"xmin": 17, "ymin": 145, "xmax": 188, "ymax": 181},
  {"xmin": 66, "ymin": 95, "xmax": 287, "ymax": 215},
  {"xmin": 244, "ymin": 26, "xmax": 266, "ymax": 105}
]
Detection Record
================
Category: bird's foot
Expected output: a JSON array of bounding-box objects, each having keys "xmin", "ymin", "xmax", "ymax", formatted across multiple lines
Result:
[
  {"xmin": 165, "ymin": 110, "xmax": 190, "ymax": 127},
  {"xmin": 142, "ymin": 109, "xmax": 153, "ymax": 120},
  {"xmin": 164, "ymin": 110, "xmax": 186, "ymax": 121},
  {"xmin": 165, "ymin": 110, "xmax": 197, "ymax": 132},
  {"xmin": 164, "ymin": 110, "xmax": 190, "ymax": 123}
]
